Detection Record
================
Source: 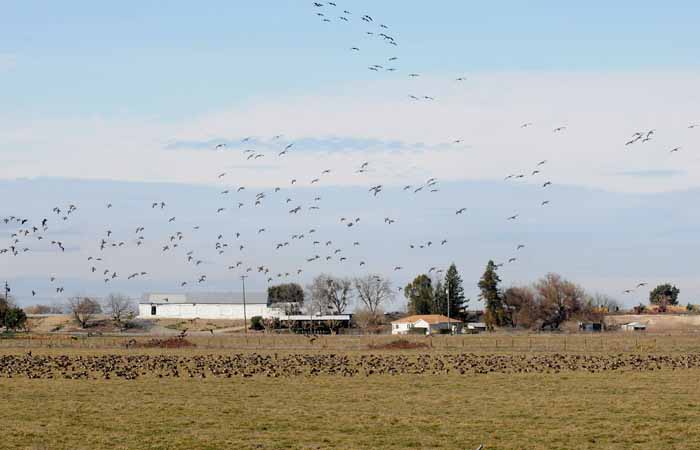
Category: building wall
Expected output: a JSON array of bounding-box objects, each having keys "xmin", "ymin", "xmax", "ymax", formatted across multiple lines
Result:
[
  {"xmin": 392, "ymin": 320, "xmax": 463, "ymax": 335},
  {"xmin": 392, "ymin": 322, "xmax": 414, "ymax": 335},
  {"xmin": 138, "ymin": 303, "xmax": 271, "ymax": 319}
]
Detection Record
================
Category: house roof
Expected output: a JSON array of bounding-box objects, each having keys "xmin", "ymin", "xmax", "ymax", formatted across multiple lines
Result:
[
  {"xmin": 623, "ymin": 322, "xmax": 646, "ymax": 327},
  {"xmin": 141, "ymin": 292, "xmax": 268, "ymax": 305},
  {"xmin": 391, "ymin": 314, "xmax": 463, "ymax": 325}
]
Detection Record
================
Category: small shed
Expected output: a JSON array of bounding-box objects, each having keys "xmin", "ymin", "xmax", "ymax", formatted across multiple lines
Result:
[
  {"xmin": 466, "ymin": 322, "xmax": 488, "ymax": 333},
  {"xmin": 621, "ymin": 322, "xmax": 647, "ymax": 332}
]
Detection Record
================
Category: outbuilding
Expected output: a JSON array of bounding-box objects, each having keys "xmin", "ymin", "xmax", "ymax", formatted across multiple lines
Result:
[
  {"xmin": 621, "ymin": 321, "xmax": 647, "ymax": 332},
  {"xmin": 139, "ymin": 292, "xmax": 271, "ymax": 320},
  {"xmin": 466, "ymin": 322, "xmax": 488, "ymax": 333},
  {"xmin": 391, "ymin": 315, "xmax": 463, "ymax": 335}
]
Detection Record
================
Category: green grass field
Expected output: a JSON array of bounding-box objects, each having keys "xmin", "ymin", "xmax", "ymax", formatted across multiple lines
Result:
[
  {"xmin": 3, "ymin": 334, "xmax": 700, "ymax": 449},
  {"xmin": 2, "ymin": 369, "xmax": 700, "ymax": 450}
]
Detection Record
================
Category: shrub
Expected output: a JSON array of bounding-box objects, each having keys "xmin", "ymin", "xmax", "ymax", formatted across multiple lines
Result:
[
  {"xmin": 250, "ymin": 316, "xmax": 264, "ymax": 331},
  {"xmin": 3, "ymin": 307, "xmax": 27, "ymax": 331}
]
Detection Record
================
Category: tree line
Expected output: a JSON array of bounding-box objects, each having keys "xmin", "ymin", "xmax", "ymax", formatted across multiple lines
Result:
[
  {"xmin": 267, "ymin": 273, "xmax": 396, "ymax": 328},
  {"xmin": 477, "ymin": 260, "xmax": 687, "ymax": 330},
  {"xmin": 402, "ymin": 263, "xmax": 467, "ymax": 318}
]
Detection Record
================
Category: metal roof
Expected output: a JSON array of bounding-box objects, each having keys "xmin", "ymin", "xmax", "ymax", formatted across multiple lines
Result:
[
  {"xmin": 392, "ymin": 314, "xmax": 463, "ymax": 325},
  {"xmin": 141, "ymin": 292, "xmax": 268, "ymax": 305},
  {"xmin": 277, "ymin": 314, "xmax": 352, "ymax": 321}
]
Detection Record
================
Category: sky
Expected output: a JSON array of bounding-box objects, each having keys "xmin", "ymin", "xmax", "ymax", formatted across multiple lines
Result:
[{"xmin": 1, "ymin": 1, "xmax": 700, "ymax": 308}]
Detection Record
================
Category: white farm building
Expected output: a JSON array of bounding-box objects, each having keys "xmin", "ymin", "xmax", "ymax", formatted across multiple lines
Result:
[
  {"xmin": 139, "ymin": 292, "xmax": 272, "ymax": 320},
  {"xmin": 391, "ymin": 315, "xmax": 463, "ymax": 335}
]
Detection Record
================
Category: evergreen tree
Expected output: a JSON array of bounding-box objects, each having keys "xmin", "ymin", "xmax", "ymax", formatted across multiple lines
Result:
[
  {"xmin": 444, "ymin": 263, "xmax": 466, "ymax": 317},
  {"xmin": 404, "ymin": 274, "xmax": 434, "ymax": 314},
  {"xmin": 478, "ymin": 260, "xmax": 505, "ymax": 329},
  {"xmin": 433, "ymin": 279, "xmax": 447, "ymax": 315}
]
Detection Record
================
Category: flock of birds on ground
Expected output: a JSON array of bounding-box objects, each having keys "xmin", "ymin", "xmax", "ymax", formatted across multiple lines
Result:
[
  {"xmin": 1, "ymin": 2, "xmax": 697, "ymax": 303},
  {"xmin": 2, "ymin": 351, "xmax": 699, "ymax": 380}
]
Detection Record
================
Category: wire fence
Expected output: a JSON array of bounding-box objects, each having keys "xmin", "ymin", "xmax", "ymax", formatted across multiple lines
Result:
[{"xmin": 2, "ymin": 333, "xmax": 700, "ymax": 353}]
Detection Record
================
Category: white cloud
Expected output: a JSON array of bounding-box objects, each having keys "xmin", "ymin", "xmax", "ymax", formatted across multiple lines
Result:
[{"xmin": 1, "ymin": 71, "xmax": 699, "ymax": 193}]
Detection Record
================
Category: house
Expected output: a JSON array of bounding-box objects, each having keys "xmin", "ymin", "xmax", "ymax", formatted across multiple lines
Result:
[
  {"xmin": 139, "ymin": 292, "xmax": 272, "ymax": 319},
  {"xmin": 466, "ymin": 322, "xmax": 488, "ymax": 333},
  {"xmin": 391, "ymin": 315, "xmax": 463, "ymax": 335},
  {"xmin": 621, "ymin": 321, "xmax": 647, "ymax": 332}
]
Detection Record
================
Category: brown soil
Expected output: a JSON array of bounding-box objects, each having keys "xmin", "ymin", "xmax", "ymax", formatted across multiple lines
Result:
[
  {"xmin": 367, "ymin": 338, "xmax": 429, "ymax": 350},
  {"xmin": 125, "ymin": 337, "xmax": 196, "ymax": 349}
]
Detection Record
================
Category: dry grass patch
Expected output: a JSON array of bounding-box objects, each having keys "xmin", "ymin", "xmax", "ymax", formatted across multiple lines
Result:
[{"xmin": 2, "ymin": 369, "xmax": 700, "ymax": 449}]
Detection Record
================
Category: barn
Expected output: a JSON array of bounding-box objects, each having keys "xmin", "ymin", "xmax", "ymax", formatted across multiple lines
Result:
[{"xmin": 139, "ymin": 292, "xmax": 272, "ymax": 320}]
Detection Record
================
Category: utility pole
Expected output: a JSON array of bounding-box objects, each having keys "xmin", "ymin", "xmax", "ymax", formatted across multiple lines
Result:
[
  {"xmin": 446, "ymin": 284, "xmax": 451, "ymax": 335},
  {"xmin": 241, "ymin": 275, "xmax": 248, "ymax": 335},
  {"xmin": 3, "ymin": 281, "xmax": 9, "ymax": 303}
]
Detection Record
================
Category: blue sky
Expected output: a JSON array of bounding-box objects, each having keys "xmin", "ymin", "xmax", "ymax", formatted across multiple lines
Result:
[
  {"xmin": 2, "ymin": 1, "xmax": 699, "ymax": 117},
  {"xmin": 1, "ymin": 2, "xmax": 700, "ymax": 307}
]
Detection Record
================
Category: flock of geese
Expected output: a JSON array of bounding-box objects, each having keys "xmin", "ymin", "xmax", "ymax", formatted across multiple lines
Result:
[{"xmin": 1, "ymin": 2, "xmax": 696, "ymax": 304}]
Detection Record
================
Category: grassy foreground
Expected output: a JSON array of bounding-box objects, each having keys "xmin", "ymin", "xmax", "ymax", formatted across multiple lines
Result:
[{"xmin": 2, "ymin": 369, "xmax": 700, "ymax": 449}]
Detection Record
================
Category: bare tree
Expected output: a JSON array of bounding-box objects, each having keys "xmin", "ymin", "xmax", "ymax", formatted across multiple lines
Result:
[
  {"xmin": 307, "ymin": 274, "xmax": 352, "ymax": 315},
  {"xmin": 354, "ymin": 274, "xmax": 394, "ymax": 314},
  {"xmin": 535, "ymin": 273, "xmax": 586, "ymax": 330},
  {"xmin": 352, "ymin": 307, "xmax": 386, "ymax": 332},
  {"xmin": 104, "ymin": 293, "xmax": 136, "ymax": 330},
  {"xmin": 502, "ymin": 286, "xmax": 538, "ymax": 328},
  {"xmin": 588, "ymin": 293, "xmax": 621, "ymax": 314},
  {"xmin": 67, "ymin": 297, "xmax": 101, "ymax": 329}
]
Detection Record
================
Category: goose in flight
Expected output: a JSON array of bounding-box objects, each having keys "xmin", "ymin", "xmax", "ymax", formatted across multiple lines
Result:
[
  {"xmin": 543, "ymin": 181, "xmax": 552, "ymax": 188},
  {"xmin": 669, "ymin": 147, "xmax": 681, "ymax": 153},
  {"xmin": 517, "ymin": 244, "xmax": 525, "ymax": 250},
  {"xmin": 541, "ymin": 200, "xmax": 550, "ymax": 206},
  {"xmin": 508, "ymin": 258, "xmax": 517, "ymax": 263},
  {"xmin": 507, "ymin": 214, "xmax": 519, "ymax": 220},
  {"xmin": 636, "ymin": 282, "xmax": 648, "ymax": 288},
  {"xmin": 553, "ymin": 126, "xmax": 567, "ymax": 132}
]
